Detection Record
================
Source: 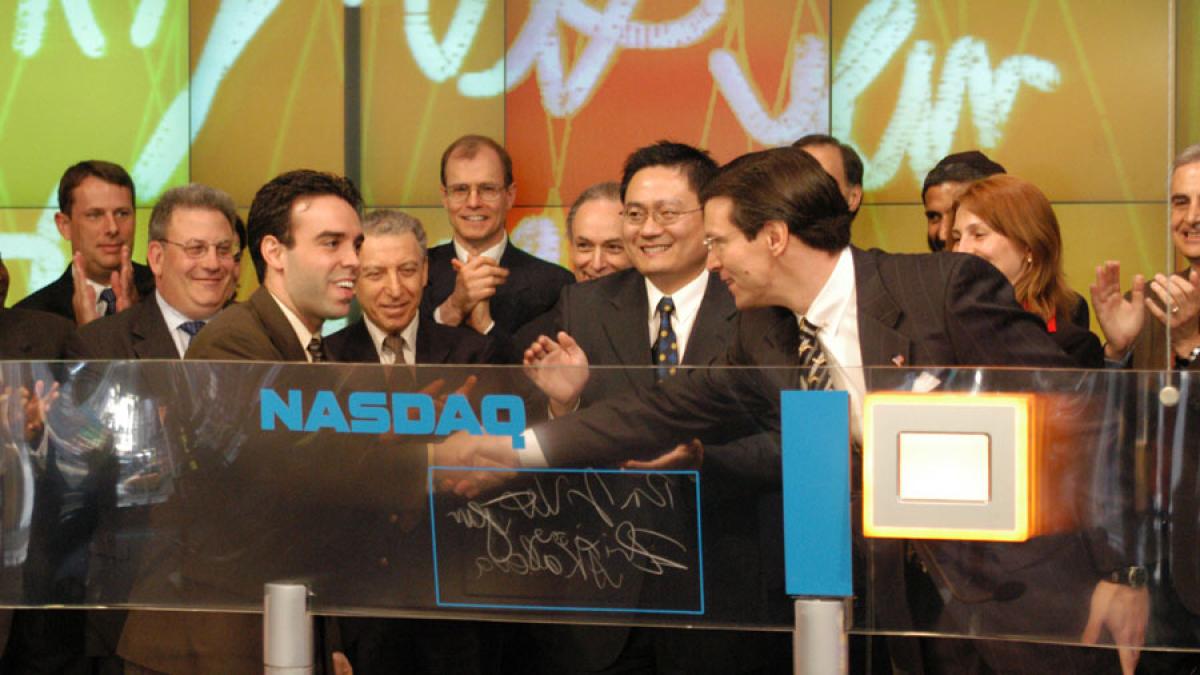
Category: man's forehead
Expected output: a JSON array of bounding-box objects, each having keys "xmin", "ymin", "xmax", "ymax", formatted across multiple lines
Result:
[
  {"xmin": 445, "ymin": 147, "xmax": 505, "ymax": 178},
  {"xmin": 72, "ymin": 177, "xmax": 133, "ymax": 206},
  {"xmin": 360, "ymin": 232, "xmax": 423, "ymax": 262},
  {"xmin": 1172, "ymin": 162, "xmax": 1200, "ymax": 194},
  {"xmin": 801, "ymin": 144, "xmax": 846, "ymax": 182}
]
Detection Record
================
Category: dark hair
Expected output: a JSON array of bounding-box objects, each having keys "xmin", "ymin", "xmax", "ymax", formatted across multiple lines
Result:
[
  {"xmin": 921, "ymin": 150, "xmax": 1006, "ymax": 199},
  {"xmin": 566, "ymin": 181, "xmax": 621, "ymax": 238},
  {"xmin": 440, "ymin": 135, "xmax": 514, "ymax": 187},
  {"xmin": 700, "ymin": 147, "xmax": 851, "ymax": 251},
  {"xmin": 792, "ymin": 134, "xmax": 864, "ymax": 188},
  {"xmin": 247, "ymin": 169, "xmax": 363, "ymax": 282},
  {"xmin": 619, "ymin": 141, "xmax": 719, "ymax": 203},
  {"xmin": 58, "ymin": 160, "xmax": 136, "ymax": 215}
]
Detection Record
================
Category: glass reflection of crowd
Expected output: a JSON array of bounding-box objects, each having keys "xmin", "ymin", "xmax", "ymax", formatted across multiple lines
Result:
[{"xmin": 0, "ymin": 136, "xmax": 1199, "ymax": 674}]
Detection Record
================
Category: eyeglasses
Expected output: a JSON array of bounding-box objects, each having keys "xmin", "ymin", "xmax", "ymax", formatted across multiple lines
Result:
[
  {"xmin": 159, "ymin": 239, "xmax": 240, "ymax": 260},
  {"xmin": 445, "ymin": 183, "xmax": 506, "ymax": 204},
  {"xmin": 622, "ymin": 206, "xmax": 701, "ymax": 226}
]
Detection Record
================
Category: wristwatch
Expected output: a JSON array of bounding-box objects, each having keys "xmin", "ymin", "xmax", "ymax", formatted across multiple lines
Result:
[{"xmin": 1106, "ymin": 566, "xmax": 1148, "ymax": 589}]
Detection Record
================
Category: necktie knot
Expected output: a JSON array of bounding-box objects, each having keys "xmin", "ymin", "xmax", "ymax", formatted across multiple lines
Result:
[
  {"xmin": 99, "ymin": 287, "xmax": 117, "ymax": 316},
  {"xmin": 383, "ymin": 334, "xmax": 407, "ymax": 364},
  {"xmin": 797, "ymin": 317, "xmax": 832, "ymax": 391},
  {"xmin": 657, "ymin": 296, "xmax": 675, "ymax": 316},
  {"xmin": 307, "ymin": 335, "xmax": 326, "ymax": 363},
  {"xmin": 178, "ymin": 320, "xmax": 206, "ymax": 338}
]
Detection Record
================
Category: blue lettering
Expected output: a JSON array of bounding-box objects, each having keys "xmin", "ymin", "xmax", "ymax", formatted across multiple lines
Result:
[
  {"xmin": 349, "ymin": 391, "xmax": 390, "ymax": 434},
  {"xmin": 482, "ymin": 394, "xmax": 526, "ymax": 448},
  {"xmin": 435, "ymin": 394, "xmax": 482, "ymax": 436},
  {"xmin": 393, "ymin": 393, "xmax": 435, "ymax": 434},
  {"xmin": 304, "ymin": 390, "xmax": 349, "ymax": 432},
  {"xmin": 260, "ymin": 389, "xmax": 302, "ymax": 431}
]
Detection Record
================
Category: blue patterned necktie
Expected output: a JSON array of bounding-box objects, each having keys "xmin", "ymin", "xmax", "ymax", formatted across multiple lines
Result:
[
  {"xmin": 178, "ymin": 320, "xmax": 206, "ymax": 338},
  {"xmin": 797, "ymin": 318, "xmax": 833, "ymax": 391},
  {"xmin": 99, "ymin": 287, "xmax": 117, "ymax": 316},
  {"xmin": 653, "ymin": 296, "xmax": 679, "ymax": 382}
]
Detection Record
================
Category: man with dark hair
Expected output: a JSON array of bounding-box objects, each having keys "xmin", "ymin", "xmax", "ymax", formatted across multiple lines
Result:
[
  {"xmin": 565, "ymin": 181, "xmax": 628, "ymax": 282},
  {"xmin": 461, "ymin": 146, "xmax": 1139, "ymax": 674},
  {"xmin": 115, "ymin": 170, "xmax": 364, "ymax": 674},
  {"xmin": 424, "ymin": 134, "xmax": 574, "ymax": 341},
  {"xmin": 921, "ymin": 150, "xmax": 1006, "ymax": 251},
  {"xmin": 16, "ymin": 160, "xmax": 155, "ymax": 325},
  {"xmin": 524, "ymin": 142, "xmax": 785, "ymax": 673},
  {"xmin": 793, "ymin": 133, "xmax": 864, "ymax": 216}
]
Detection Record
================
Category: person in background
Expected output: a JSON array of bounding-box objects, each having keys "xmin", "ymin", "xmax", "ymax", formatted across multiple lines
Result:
[
  {"xmin": 793, "ymin": 133, "xmax": 864, "ymax": 218},
  {"xmin": 949, "ymin": 174, "xmax": 1102, "ymax": 367},
  {"xmin": 923, "ymin": 150, "xmax": 1006, "ymax": 251},
  {"xmin": 566, "ymin": 181, "xmax": 630, "ymax": 282}
]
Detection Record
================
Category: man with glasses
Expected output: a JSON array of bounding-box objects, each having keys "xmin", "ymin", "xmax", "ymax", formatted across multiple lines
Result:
[
  {"xmin": 524, "ymin": 141, "xmax": 785, "ymax": 674},
  {"xmin": 16, "ymin": 160, "xmax": 156, "ymax": 326},
  {"xmin": 66, "ymin": 183, "xmax": 241, "ymax": 360},
  {"xmin": 424, "ymin": 134, "xmax": 573, "ymax": 342}
]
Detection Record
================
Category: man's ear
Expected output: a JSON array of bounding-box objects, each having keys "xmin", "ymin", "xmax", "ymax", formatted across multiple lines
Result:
[
  {"xmin": 260, "ymin": 235, "xmax": 285, "ymax": 273},
  {"xmin": 847, "ymin": 186, "xmax": 864, "ymax": 213},
  {"xmin": 765, "ymin": 220, "xmax": 790, "ymax": 256},
  {"xmin": 54, "ymin": 212, "xmax": 72, "ymax": 242},
  {"xmin": 147, "ymin": 240, "xmax": 165, "ymax": 277}
]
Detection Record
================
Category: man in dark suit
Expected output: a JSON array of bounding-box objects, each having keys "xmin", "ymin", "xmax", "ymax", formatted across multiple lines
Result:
[
  {"xmin": 0, "ymin": 253, "xmax": 74, "ymax": 359},
  {"xmin": 327, "ymin": 209, "xmax": 496, "ymax": 366},
  {"xmin": 460, "ymin": 147, "xmax": 1140, "ymax": 674},
  {"xmin": 522, "ymin": 141, "xmax": 784, "ymax": 674},
  {"xmin": 15, "ymin": 161, "xmax": 155, "ymax": 325},
  {"xmin": 422, "ymin": 134, "xmax": 573, "ymax": 341},
  {"xmin": 53, "ymin": 183, "xmax": 241, "ymax": 674}
]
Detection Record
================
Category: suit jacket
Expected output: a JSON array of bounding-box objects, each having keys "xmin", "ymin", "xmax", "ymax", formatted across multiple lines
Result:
[
  {"xmin": 421, "ymin": 241, "xmax": 574, "ymax": 338},
  {"xmin": 185, "ymin": 286, "xmax": 307, "ymax": 361},
  {"xmin": 65, "ymin": 295, "xmax": 179, "ymax": 361},
  {"xmin": 14, "ymin": 263, "xmax": 156, "ymax": 324},
  {"xmin": 324, "ymin": 316, "xmax": 498, "ymax": 366},
  {"xmin": 535, "ymin": 248, "xmax": 1110, "ymax": 670},
  {"xmin": 0, "ymin": 308, "xmax": 73, "ymax": 360}
]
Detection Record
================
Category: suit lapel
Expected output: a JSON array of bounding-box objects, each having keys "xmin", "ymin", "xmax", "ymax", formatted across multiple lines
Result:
[
  {"xmin": 342, "ymin": 320, "xmax": 383, "ymax": 364},
  {"xmin": 249, "ymin": 287, "xmax": 309, "ymax": 362},
  {"xmin": 415, "ymin": 321, "xmax": 448, "ymax": 365},
  {"xmin": 852, "ymin": 248, "xmax": 911, "ymax": 368},
  {"xmin": 602, "ymin": 272, "xmax": 656, "ymax": 389},
  {"xmin": 684, "ymin": 274, "xmax": 737, "ymax": 366},
  {"xmin": 131, "ymin": 298, "xmax": 180, "ymax": 359}
]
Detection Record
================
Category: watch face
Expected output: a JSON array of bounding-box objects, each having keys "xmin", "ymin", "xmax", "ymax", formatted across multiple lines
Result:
[{"xmin": 1130, "ymin": 566, "xmax": 1148, "ymax": 588}]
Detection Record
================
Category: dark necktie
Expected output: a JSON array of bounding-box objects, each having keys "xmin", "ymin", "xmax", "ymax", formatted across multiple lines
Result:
[
  {"xmin": 797, "ymin": 317, "xmax": 833, "ymax": 391},
  {"xmin": 652, "ymin": 296, "xmax": 679, "ymax": 382},
  {"xmin": 178, "ymin": 320, "xmax": 206, "ymax": 338},
  {"xmin": 383, "ymin": 334, "xmax": 407, "ymax": 365},
  {"xmin": 99, "ymin": 287, "xmax": 117, "ymax": 316},
  {"xmin": 307, "ymin": 335, "xmax": 326, "ymax": 363}
]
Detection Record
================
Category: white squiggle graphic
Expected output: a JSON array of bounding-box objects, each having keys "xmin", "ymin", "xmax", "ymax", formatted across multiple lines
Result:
[
  {"xmin": 59, "ymin": 0, "xmax": 105, "ymax": 57},
  {"xmin": 12, "ymin": 0, "xmax": 49, "ymax": 58},
  {"xmin": 512, "ymin": 215, "xmax": 562, "ymax": 264},
  {"xmin": 708, "ymin": 36, "xmax": 828, "ymax": 146},
  {"xmin": 828, "ymin": 0, "xmax": 1060, "ymax": 188},
  {"xmin": 130, "ymin": 0, "xmax": 167, "ymax": 49},
  {"xmin": 457, "ymin": 0, "xmax": 724, "ymax": 109},
  {"xmin": 405, "ymin": 0, "xmax": 489, "ymax": 83}
]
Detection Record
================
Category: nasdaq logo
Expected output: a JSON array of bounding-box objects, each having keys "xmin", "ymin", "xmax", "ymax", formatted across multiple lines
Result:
[{"xmin": 259, "ymin": 389, "xmax": 526, "ymax": 449}]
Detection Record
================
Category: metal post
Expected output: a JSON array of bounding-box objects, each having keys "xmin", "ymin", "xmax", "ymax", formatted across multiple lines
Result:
[
  {"xmin": 264, "ymin": 582, "xmax": 313, "ymax": 675},
  {"xmin": 793, "ymin": 597, "xmax": 847, "ymax": 675}
]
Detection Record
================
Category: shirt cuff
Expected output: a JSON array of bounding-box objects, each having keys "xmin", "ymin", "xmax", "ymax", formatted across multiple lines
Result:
[
  {"xmin": 433, "ymin": 305, "xmax": 446, "ymax": 326},
  {"xmin": 519, "ymin": 430, "xmax": 549, "ymax": 467}
]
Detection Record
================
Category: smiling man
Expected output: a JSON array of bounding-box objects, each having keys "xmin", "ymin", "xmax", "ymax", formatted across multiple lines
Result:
[
  {"xmin": 423, "ymin": 134, "xmax": 573, "ymax": 337},
  {"xmin": 67, "ymin": 183, "xmax": 240, "ymax": 359},
  {"xmin": 325, "ymin": 209, "xmax": 495, "ymax": 366},
  {"xmin": 566, "ymin": 181, "xmax": 630, "ymax": 282},
  {"xmin": 16, "ymin": 161, "xmax": 156, "ymax": 325}
]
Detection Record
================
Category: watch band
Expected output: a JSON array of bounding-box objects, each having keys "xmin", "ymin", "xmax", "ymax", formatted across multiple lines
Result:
[{"xmin": 1107, "ymin": 565, "xmax": 1148, "ymax": 589}]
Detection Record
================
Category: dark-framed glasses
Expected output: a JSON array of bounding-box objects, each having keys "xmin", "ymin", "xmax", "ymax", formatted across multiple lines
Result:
[{"xmin": 622, "ymin": 206, "xmax": 701, "ymax": 226}]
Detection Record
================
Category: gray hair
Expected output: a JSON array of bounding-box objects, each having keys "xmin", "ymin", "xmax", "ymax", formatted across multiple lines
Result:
[
  {"xmin": 566, "ymin": 181, "xmax": 621, "ymax": 238},
  {"xmin": 363, "ymin": 209, "xmax": 428, "ymax": 258},
  {"xmin": 149, "ymin": 183, "xmax": 238, "ymax": 242},
  {"xmin": 1174, "ymin": 143, "xmax": 1200, "ymax": 173}
]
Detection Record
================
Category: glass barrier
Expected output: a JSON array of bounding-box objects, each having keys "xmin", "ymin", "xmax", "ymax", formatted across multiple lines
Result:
[{"xmin": 1, "ymin": 360, "xmax": 1198, "ymax": 667}]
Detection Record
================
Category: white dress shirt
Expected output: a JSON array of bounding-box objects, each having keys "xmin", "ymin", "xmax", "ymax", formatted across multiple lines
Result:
[
  {"xmin": 364, "ymin": 315, "xmax": 419, "ymax": 365},
  {"xmin": 85, "ymin": 278, "xmax": 113, "ymax": 316},
  {"xmin": 798, "ymin": 247, "xmax": 865, "ymax": 442},
  {"xmin": 155, "ymin": 291, "xmax": 218, "ymax": 358},
  {"xmin": 645, "ymin": 270, "xmax": 708, "ymax": 362},
  {"xmin": 269, "ymin": 291, "xmax": 319, "ymax": 362}
]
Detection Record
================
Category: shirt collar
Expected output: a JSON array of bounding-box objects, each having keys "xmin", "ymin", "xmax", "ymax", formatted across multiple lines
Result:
[
  {"xmin": 267, "ymin": 290, "xmax": 318, "ymax": 360},
  {"xmin": 800, "ymin": 247, "xmax": 856, "ymax": 338},
  {"xmin": 452, "ymin": 232, "xmax": 508, "ymax": 263},
  {"xmin": 363, "ymin": 314, "xmax": 420, "ymax": 358},
  {"xmin": 155, "ymin": 290, "xmax": 219, "ymax": 326},
  {"xmin": 645, "ymin": 268, "xmax": 708, "ymax": 323}
]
